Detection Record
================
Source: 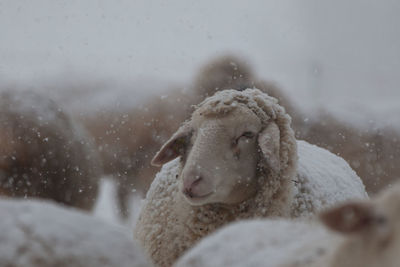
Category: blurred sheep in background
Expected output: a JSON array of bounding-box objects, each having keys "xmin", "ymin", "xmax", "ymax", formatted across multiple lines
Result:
[
  {"xmin": 192, "ymin": 54, "xmax": 297, "ymax": 121},
  {"xmin": 0, "ymin": 89, "xmax": 101, "ymax": 211}
]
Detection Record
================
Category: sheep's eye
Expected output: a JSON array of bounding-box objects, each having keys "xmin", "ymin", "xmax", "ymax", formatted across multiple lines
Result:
[
  {"xmin": 374, "ymin": 215, "xmax": 387, "ymax": 226},
  {"xmin": 235, "ymin": 132, "xmax": 255, "ymax": 143},
  {"xmin": 241, "ymin": 132, "xmax": 255, "ymax": 139}
]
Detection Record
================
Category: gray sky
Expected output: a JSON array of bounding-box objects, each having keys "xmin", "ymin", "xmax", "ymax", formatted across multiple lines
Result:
[{"xmin": 0, "ymin": 0, "xmax": 399, "ymax": 118}]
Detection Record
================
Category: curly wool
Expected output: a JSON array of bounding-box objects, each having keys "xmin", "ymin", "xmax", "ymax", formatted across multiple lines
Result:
[{"xmin": 135, "ymin": 89, "xmax": 298, "ymax": 266}]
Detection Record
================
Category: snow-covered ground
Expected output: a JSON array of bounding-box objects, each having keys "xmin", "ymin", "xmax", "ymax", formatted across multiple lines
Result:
[
  {"xmin": 93, "ymin": 178, "xmax": 144, "ymax": 230},
  {"xmin": 92, "ymin": 178, "xmax": 122, "ymax": 225}
]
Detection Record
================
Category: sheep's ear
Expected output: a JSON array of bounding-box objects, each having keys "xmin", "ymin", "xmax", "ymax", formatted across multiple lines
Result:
[
  {"xmin": 320, "ymin": 201, "xmax": 374, "ymax": 234},
  {"xmin": 257, "ymin": 122, "xmax": 280, "ymax": 173},
  {"xmin": 151, "ymin": 123, "xmax": 193, "ymax": 167}
]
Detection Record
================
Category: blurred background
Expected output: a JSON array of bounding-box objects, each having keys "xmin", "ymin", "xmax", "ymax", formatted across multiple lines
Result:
[{"xmin": 0, "ymin": 0, "xmax": 399, "ymax": 225}]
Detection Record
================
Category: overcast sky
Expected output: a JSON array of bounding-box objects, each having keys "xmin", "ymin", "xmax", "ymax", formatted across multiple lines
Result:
[{"xmin": 0, "ymin": 0, "xmax": 399, "ymax": 116}]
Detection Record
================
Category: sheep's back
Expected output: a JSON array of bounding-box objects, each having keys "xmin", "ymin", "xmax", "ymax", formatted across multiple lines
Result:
[
  {"xmin": 292, "ymin": 140, "xmax": 368, "ymax": 217},
  {"xmin": 175, "ymin": 219, "xmax": 331, "ymax": 267}
]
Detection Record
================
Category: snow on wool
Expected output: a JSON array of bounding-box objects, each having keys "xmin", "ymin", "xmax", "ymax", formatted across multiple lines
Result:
[
  {"xmin": 0, "ymin": 199, "xmax": 149, "ymax": 267},
  {"xmin": 176, "ymin": 219, "xmax": 328, "ymax": 267}
]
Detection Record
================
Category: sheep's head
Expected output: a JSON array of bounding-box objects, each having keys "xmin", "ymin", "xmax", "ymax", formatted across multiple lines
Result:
[
  {"xmin": 320, "ymin": 183, "xmax": 400, "ymax": 267},
  {"xmin": 193, "ymin": 54, "xmax": 255, "ymax": 98},
  {"xmin": 152, "ymin": 89, "xmax": 294, "ymax": 206}
]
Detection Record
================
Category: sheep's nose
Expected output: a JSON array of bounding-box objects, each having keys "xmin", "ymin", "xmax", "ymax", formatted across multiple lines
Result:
[{"xmin": 183, "ymin": 176, "xmax": 203, "ymax": 198}]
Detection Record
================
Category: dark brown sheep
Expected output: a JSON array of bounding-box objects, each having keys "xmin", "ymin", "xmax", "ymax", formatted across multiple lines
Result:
[
  {"xmin": 0, "ymin": 89, "xmax": 101, "ymax": 210},
  {"xmin": 193, "ymin": 54, "xmax": 255, "ymax": 98}
]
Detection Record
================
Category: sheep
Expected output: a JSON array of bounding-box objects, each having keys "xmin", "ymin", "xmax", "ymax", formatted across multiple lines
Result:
[
  {"xmin": 134, "ymin": 88, "xmax": 367, "ymax": 266},
  {"xmin": 0, "ymin": 198, "xmax": 149, "ymax": 267},
  {"xmin": 0, "ymin": 89, "xmax": 101, "ymax": 210},
  {"xmin": 192, "ymin": 54, "xmax": 255, "ymax": 98},
  {"xmin": 176, "ymin": 181, "xmax": 400, "ymax": 267}
]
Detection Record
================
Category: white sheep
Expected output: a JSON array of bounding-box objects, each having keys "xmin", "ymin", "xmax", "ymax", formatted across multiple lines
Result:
[
  {"xmin": 176, "ymin": 181, "xmax": 400, "ymax": 267},
  {"xmin": 135, "ymin": 88, "xmax": 367, "ymax": 266},
  {"xmin": 0, "ymin": 198, "xmax": 150, "ymax": 267}
]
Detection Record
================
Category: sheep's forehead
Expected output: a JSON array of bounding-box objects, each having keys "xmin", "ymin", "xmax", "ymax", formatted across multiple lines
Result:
[
  {"xmin": 194, "ymin": 89, "xmax": 277, "ymax": 123},
  {"xmin": 192, "ymin": 106, "xmax": 262, "ymax": 135}
]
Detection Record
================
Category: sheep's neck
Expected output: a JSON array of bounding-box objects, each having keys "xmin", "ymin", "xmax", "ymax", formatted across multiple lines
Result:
[{"xmin": 186, "ymin": 173, "xmax": 292, "ymax": 240}]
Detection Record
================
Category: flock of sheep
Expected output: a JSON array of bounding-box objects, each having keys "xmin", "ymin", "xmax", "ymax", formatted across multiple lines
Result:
[{"xmin": 0, "ymin": 55, "xmax": 399, "ymax": 266}]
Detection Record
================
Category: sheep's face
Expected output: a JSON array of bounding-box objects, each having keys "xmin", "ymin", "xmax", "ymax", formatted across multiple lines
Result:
[
  {"xmin": 180, "ymin": 107, "xmax": 262, "ymax": 205},
  {"xmin": 321, "ymin": 184, "xmax": 400, "ymax": 267},
  {"xmin": 152, "ymin": 104, "xmax": 282, "ymax": 206}
]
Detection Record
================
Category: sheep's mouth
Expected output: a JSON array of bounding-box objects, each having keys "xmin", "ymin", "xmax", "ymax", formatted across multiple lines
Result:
[{"xmin": 182, "ymin": 191, "xmax": 214, "ymax": 205}]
